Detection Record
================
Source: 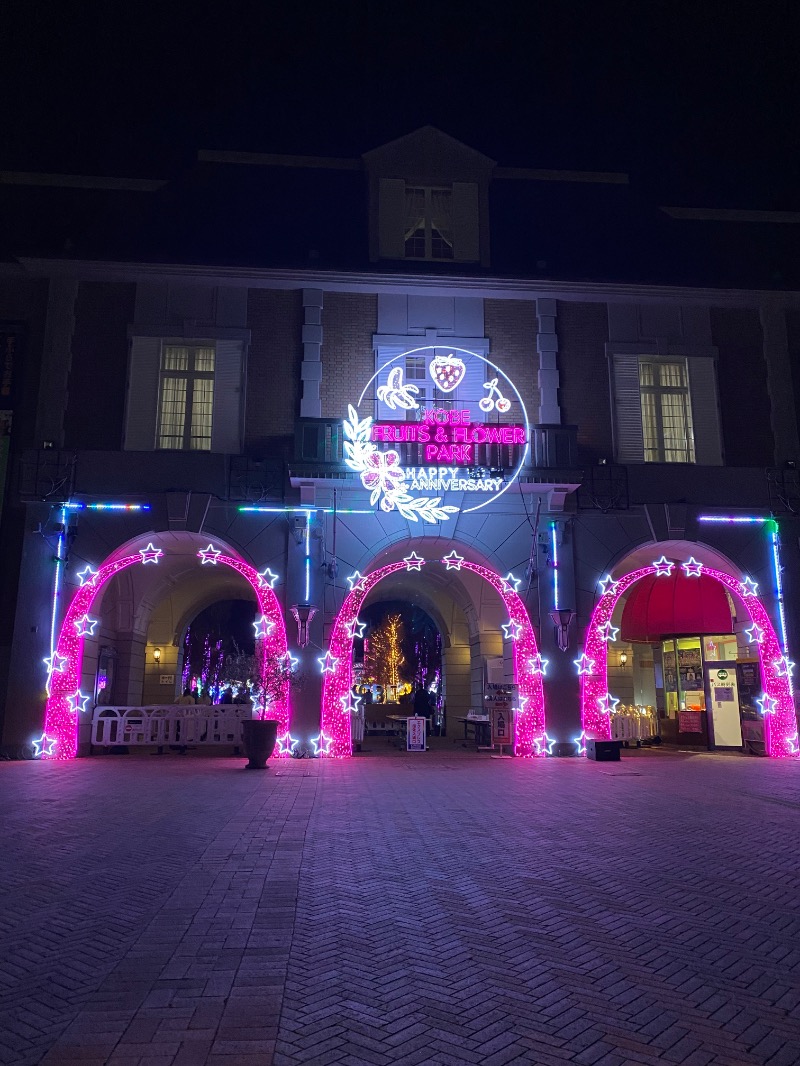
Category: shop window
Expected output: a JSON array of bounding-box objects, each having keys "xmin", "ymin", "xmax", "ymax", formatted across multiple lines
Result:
[
  {"xmin": 124, "ymin": 337, "xmax": 243, "ymax": 453},
  {"xmin": 611, "ymin": 353, "xmax": 722, "ymax": 465}
]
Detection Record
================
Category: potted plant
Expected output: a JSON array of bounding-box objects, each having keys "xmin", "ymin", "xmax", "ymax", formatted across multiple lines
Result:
[{"xmin": 222, "ymin": 649, "xmax": 300, "ymax": 769}]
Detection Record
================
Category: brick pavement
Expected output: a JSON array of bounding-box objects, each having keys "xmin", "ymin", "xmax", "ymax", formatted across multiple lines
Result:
[{"xmin": 1, "ymin": 750, "xmax": 799, "ymax": 1065}]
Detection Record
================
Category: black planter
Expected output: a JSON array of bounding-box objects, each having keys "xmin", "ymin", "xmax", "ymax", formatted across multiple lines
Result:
[{"xmin": 241, "ymin": 719, "xmax": 279, "ymax": 769}]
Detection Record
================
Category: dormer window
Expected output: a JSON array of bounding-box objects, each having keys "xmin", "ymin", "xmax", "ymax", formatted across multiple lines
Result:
[{"xmin": 404, "ymin": 186, "xmax": 454, "ymax": 260}]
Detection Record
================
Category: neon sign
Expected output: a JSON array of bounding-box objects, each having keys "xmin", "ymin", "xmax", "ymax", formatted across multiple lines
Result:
[{"xmin": 345, "ymin": 346, "xmax": 531, "ymax": 524}]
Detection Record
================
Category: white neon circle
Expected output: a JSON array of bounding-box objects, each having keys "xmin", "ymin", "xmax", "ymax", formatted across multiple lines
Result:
[{"xmin": 356, "ymin": 346, "xmax": 531, "ymax": 515}]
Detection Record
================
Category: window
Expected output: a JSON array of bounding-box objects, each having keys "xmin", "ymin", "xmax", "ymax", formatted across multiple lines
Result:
[
  {"xmin": 156, "ymin": 344, "xmax": 215, "ymax": 450},
  {"xmin": 639, "ymin": 359, "xmax": 695, "ymax": 463},
  {"xmin": 403, "ymin": 187, "xmax": 454, "ymax": 260}
]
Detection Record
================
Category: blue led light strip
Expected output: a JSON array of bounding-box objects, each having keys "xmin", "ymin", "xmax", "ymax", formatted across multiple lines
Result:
[
  {"xmin": 551, "ymin": 521, "xmax": 559, "ymax": 610},
  {"xmin": 63, "ymin": 502, "xmax": 151, "ymax": 511}
]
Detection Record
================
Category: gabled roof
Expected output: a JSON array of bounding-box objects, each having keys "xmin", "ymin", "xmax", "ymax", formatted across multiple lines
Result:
[{"xmin": 362, "ymin": 126, "xmax": 496, "ymax": 169}]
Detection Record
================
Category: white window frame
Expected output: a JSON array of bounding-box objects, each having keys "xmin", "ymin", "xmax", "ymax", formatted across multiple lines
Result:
[
  {"xmin": 638, "ymin": 358, "xmax": 695, "ymax": 463},
  {"xmin": 157, "ymin": 343, "xmax": 216, "ymax": 451},
  {"xmin": 403, "ymin": 186, "xmax": 455, "ymax": 261}
]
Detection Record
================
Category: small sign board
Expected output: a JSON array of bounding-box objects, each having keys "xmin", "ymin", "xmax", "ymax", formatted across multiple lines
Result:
[
  {"xmin": 679, "ymin": 710, "xmax": 703, "ymax": 733},
  {"xmin": 159, "ymin": 674, "xmax": 176, "ymax": 686},
  {"xmin": 484, "ymin": 683, "xmax": 517, "ymax": 747},
  {"xmin": 407, "ymin": 716, "xmax": 426, "ymax": 752}
]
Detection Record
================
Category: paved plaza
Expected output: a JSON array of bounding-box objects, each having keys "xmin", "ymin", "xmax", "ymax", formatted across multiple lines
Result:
[{"xmin": 1, "ymin": 749, "xmax": 799, "ymax": 1066}]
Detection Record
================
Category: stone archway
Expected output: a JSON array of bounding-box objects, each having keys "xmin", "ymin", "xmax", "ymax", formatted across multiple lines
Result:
[
  {"xmin": 579, "ymin": 555, "xmax": 798, "ymax": 758},
  {"xmin": 320, "ymin": 552, "xmax": 547, "ymax": 758},
  {"xmin": 39, "ymin": 535, "xmax": 289, "ymax": 760}
]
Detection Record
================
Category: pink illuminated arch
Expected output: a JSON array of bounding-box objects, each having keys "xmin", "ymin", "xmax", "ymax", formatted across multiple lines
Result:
[
  {"xmin": 320, "ymin": 556, "xmax": 547, "ymax": 758},
  {"xmin": 580, "ymin": 562, "xmax": 798, "ymax": 758},
  {"xmin": 41, "ymin": 542, "xmax": 289, "ymax": 760}
]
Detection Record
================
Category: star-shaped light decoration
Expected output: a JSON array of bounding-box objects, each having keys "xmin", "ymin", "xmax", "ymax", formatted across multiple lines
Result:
[
  {"xmin": 745, "ymin": 622, "xmax": 765, "ymax": 645},
  {"xmin": 252, "ymin": 615, "xmax": 275, "ymax": 639},
  {"xmin": 534, "ymin": 734, "xmax": 557, "ymax": 756},
  {"xmin": 43, "ymin": 652, "xmax": 68, "ymax": 674},
  {"xmin": 598, "ymin": 574, "xmax": 620, "ymax": 596},
  {"xmin": 653, "ymin": 556, "xmax": 675, "ymax": 577},
  {"xmin": 787, "ymin": 732, "xmax": 800, "ymax": 755},
  {"xmin": 774, "ymin": 656, "xmax": 795, "ymax": 679},
  {"xmin": 528, "ymin": 654, "xmax": 549, "ymax": 676},
  {"xmin": 348, "ymin": 618, "xmax": 367, "ymax": 639},
  {"xmin": 73, "ymin": 615, "xmax": 98, "ymax": 637},
  {"xmin": 340, "ymin": 692, "xmax": 363, "ymax": 716},
  {"xmin": 757, "ymin": 692, "xmax": 778, "ymax": 716},
  {"xmin": 682, "ymin": 556, "xmax": 703, "ymax": 577},
  {"xmin": 311, "ymin": 732, "xmax": 333, "ymax": 757},
  {"xmin": 67, "ymin": 690, "xmax": 91, "ymax": 713},
  {"xmin": 76, "ymin": 565, "xmax": 98, "ymax": 587},
  {"xmin": 739, "ymin": 576, "xmax": 759, "ymax": 598},
  {"xmin": 574, "ymin": 731, "xmax": 587, "ymax": 756},
  {"xmin": 501, "ymin": 619, "xmax": 523, "ymax": 641},
  {"xmin": 517, "ymin": 695, "xmax": 529, "ymax": 714},
  {"xmin": 346, "ymin": 570, "xmax": 368, "ymax": 592},
  {"xmin": 281, "ymin": 651, "xmax": 299, "ymax": 671},
  {"xmin": 597, "ymin": 692, "xmax": 620, "ymax": 715},
  {"xmin": 276, "ymin": 732, "xmax": 301, "ymax": 757},
  {"xmin": 318, "ymin": 651, "xmax": 339, "ymax": 674},
  {"xmin": 257, "ymin": 567, "xmax": 280, "ymax": 589},
  {"xmin": 32, "ymin": 733, "xmax": 57, "ymax": 758},
  {"xmin": 596, "ymin": 621, "xmax": 619, "ymax": 643},
  {"xmin": 403, "ymin": 552, "xmax": 425, "ymax": 571},
  {"xmin": 442, "ymin": 551, "xmax": 464, "ymax": 571},
  {"xmin": 198, "ymin": 544, "xmax": 222, "ymax": 565},
  {"xmin": 501, "ymin": 572, "xmax": 522, "ymax": 594},
  {"xmin": 574, "ymin": 654, "xmax": 595, "ymax": 676},
  {"xmin": 139, "ymin": 543, "xmax": 162, "ymax": 564}
]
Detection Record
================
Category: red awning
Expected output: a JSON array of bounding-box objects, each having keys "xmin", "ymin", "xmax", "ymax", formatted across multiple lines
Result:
[{"xmin": 620, "ymin": 571, "xmax": 733, "ymax": 643}]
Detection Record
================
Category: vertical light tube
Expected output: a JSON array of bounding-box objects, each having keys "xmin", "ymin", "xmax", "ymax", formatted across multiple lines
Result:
[
  {"xmin": 49, "ymin": 506, "xmax": 67, "ymax": 661},
  {"xmin": 551, "ymin": 521, "xmax": 559, "ymax": 610},
  {"xmin": 769, "ymin": 522, "xmax": 790, "ymax": 668},
  {"xmin": 305, "ymin": 510, "xmax": 311, "ymax": 602}
]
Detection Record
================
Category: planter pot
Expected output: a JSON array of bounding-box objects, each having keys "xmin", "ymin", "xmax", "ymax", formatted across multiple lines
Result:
[{"xmin": 241, "ymin": 719, "xmax": 279, "ymax": 770}]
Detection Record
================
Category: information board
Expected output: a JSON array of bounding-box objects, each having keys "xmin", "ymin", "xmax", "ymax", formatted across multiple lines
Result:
[{"xmin": 407, "ymin": 716, "xmax": 426, "ymax": 752}]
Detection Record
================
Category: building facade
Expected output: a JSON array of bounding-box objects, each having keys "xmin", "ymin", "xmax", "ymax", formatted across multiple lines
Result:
[{"xmin": 1, "ymin": 127, "xmax": 799, "ymax": 759}]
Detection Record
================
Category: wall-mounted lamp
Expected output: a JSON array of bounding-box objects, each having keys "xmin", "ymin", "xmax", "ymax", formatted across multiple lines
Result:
[
  {"xmin": 153, "ymin": 647, "xmax": 162, "ymax": 664},
  {"xmin": 549, "ymin": 608, "xmax": 575, "ymax": 652},
  {"xmin": 619, "ymin": 650, "xmax": 628, "ymax": 667}
]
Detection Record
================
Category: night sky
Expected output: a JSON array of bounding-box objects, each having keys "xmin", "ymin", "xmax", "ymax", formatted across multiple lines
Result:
[{"xmin": 5, "ymin": 1, "xmax": 798, "ymax": 206}]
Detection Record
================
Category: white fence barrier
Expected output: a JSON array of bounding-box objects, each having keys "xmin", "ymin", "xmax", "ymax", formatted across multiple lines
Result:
[
  {"xmin": 91, "ymin": 705, "xmax": 253, "ymax": 749},
  {"xmin": 610, "ymin": 706, "xmax": 659, "ymax": 743}
]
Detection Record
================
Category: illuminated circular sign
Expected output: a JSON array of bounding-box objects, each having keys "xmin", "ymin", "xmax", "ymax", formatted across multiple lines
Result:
[{"xmin": 343, "ymin": 346, "xmax": 530, "ymax": 524}]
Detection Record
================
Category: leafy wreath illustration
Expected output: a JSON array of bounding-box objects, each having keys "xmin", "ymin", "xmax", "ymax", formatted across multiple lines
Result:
[{"xmin": 343, "ymin": 405, "xmax": 459, "ymax": 524}]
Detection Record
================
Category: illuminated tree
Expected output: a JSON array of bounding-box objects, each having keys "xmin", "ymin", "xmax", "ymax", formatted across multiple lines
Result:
[{"xmin": 367, "ymin": 613, "xmax": 406, "ymax": 690}]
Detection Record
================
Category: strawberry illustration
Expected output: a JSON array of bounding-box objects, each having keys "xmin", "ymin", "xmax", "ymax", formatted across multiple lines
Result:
[{"xmin": 429, "ymin": 354, "xmax": 466, "ymax": 393}]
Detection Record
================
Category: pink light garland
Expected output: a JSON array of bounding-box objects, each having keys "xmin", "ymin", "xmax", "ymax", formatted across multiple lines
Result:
[
  {"xmin": 320, "ymin": 557, "xmax": 547, "ymax": 758},
  {"xmin": 41, "ymin": 545, "xmax": 289, "ymax": 761},
  {"xmin": 580, "ymin": 563, "xmax": 798, "ymax": 758}
]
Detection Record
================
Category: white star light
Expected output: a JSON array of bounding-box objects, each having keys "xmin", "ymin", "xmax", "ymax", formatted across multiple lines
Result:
[
  {"xmin": 340, "ymin": 693, "xmax": 363, "ymax": 715},
  {"xmin": 252, "ymin": 615, "xmax": 275, "ymax": 639},
  {"xmin": 597, "ymin": 621, "xmax": 619, "ymax": 642},
  {"xmin": 43, "ymin": 652, "xmax": 67, "ymax": 674},
  {"xmin": 682, "ymin": 557, "xmax": 703, "ymax": 577},
  {"xmin": 757, "ymin": 693, "xmax": 778, "ymax": 716},
  {"xmin": 346, "ymin": 570, "xmax": 368, "ymax": 592},
  {"xmin": 517, "ymin": 695, "xmax": 529, "ymax": 714},
  {"xmin": 442, "ymin": 551, "xmax": 464, "ymax": 571},
  {"xmin": 32, "ymin": 733, "xmax": 57, "ymax": 757},
  {"xmin": 348, "ymin": 618, "xmax": 367, "ymax": 639},
  {"xmin": 597, "ymin": 692, "xmax": 620, "ymax": 715},
  {"xmin": 281, "ymin": 651, "xmax": 299, "ymax": 671},
  {"xmin": 574, "ymin": 654, "xmax": 595, "ymax": 676},
  {"xmin": 574, "ymin": 731, "xmax": 587, "ymax": 756},
  {"xmin": 652, "ymin": 556, "xmax": 675, "ymax": 577},
  {"xmin": 598, "ymin": 575, "xmax": 620, "ymax": 596},
  {"xmin": 528, "ymin": 654, "xmax": 549, "ymax": 676},
  {"xmin": 318, "ymin": 651, "xmax": 339, "ymax": 674},
  {"xmin": 403, "ymin": 552, "xmax": 425, "ymax": 571},
  {"xmin": 534, "ymin": 734, "xmax": 557, "ymax": 756},
  {"xmin": 739, "ymin": 576, "xmax": 759, "ymax": 598},
  {"xmin": 258, "ymin": 568, "xmax": 280, "ymax": 589},
  {"xmin": 276, "ymin": 732, "xmax": 301, "ymax": 757},
  {"xmin": 198, "ymin": 544, "xmax": 222, "ymax": 565},
  {"xmin": 502, "ymin": 620, "xmax": 523, "ymax": 641},
  {"xmin": 73, "ymin": 615, "xmax": 98, "ymax": 637},
  {"xmin": 774, "ymin": 657, "xmax": 795, "ymax": 679},
  {"xmin": 311, "ymin": 732, "xmax": 333, "ymax": 757},
  {"xmin": 139, "ymin": 543, "xmax": 162, "ymax": 564},
  {"xmin": 501, "ymin": 572, "xmax": 522, "ymax": 594},
  {"xmin": 77, "ymin": 565, "xmax": 98, "ymax": 586},
  {"xmin": 67, "ymin": 690, "xmax": 91, "ymax": 713},
  {"xmin": 746, "ymin": 622, "xmax": 765, "ymax": 644},
  {"xmin": 787, "ymin": 732, "xmax": 800, "ymax": 755}
]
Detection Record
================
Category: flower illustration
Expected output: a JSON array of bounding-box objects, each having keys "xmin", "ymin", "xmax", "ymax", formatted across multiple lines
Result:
[{"xmin": 361, "ymin": 449, "xmax": 406, "ymax": 506}]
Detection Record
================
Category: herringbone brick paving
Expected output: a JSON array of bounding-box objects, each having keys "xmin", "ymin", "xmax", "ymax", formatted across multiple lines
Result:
[{"xmin": 1, "ymin": 751, "xmax": 799, "ymax": 1065}]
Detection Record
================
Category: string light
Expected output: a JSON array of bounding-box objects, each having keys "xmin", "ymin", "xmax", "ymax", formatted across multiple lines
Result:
[{"xmin": 579, "ymin": 560, "xmax": 797, "ymax": 758}]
